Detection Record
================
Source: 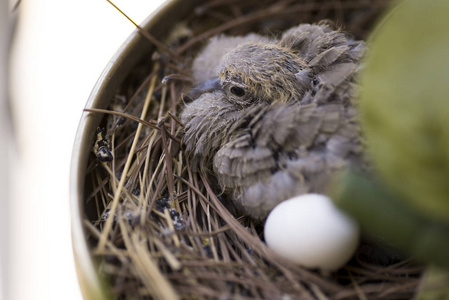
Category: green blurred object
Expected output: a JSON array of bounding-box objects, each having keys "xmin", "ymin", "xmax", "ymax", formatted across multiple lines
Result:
[
  {"xmin": 333, "ymin": 171, "xmax": 449, "ymax": 268},
  {"xmin": 417, "ymin": 266, "xmax": 449, "ymax": 300},
  {"xmin": 360, "ymin": 0, "xmax": 449, "ymax": 222},
  {"xmin": 332, "ymin": 0, "xmax": 449, "ymax": 291}
]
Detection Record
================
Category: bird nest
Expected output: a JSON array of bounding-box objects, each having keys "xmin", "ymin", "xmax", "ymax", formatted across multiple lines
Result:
[{"xmin": 83, "ymin": 0, "xmax": 423, "ymax": 299}]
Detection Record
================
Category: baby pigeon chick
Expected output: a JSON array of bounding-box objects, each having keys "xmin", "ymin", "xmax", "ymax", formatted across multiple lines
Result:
[{"xmin": 181, "ymin": 23, "xmax": 366, "ymax": 220}]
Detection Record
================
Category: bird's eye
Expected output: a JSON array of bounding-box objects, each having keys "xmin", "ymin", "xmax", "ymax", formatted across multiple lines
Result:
[{"xmin": 230, "ymin": 86, "xmax": 245, "ymax": 97}]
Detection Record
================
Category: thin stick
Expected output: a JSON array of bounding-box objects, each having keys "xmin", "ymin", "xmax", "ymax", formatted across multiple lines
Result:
[
  {"xmin": 163, "ymin": 208, "xmax": 180, "ymax": 248},
  {"xmin": 105, "ymin": 0, "xmax": 183, "ymax": 61},
  {"xmin": 167, "ymin": 111, "xmax": 184, "ymax": 128},
  {"xmin": 139, "ymin": 131, "xmax": 157, "ymax": 225},
  {"xmin": 144, "ymin": 152, "xmax": 166, "ymax": 214},
  {"xmin": 97, "ymin": 64, "xmax": 159, "ymax": 251},
  {"xmin": 159, "ymin": 120, "xmax": 176, "ymax": 204},
  {"xmin": 152, "ymin": 237, "xmax": 182, "ymax": 271},
  {"xmin": 119, "ymin": 216, "xmax": 179, "ymax": 299},
  {"xmin": 84, "ymin": 108, "xmax": 159, "ymax": 130},
  {"xmin": 84, "ymin": 108, "xmax": 182, "ymax": 144},
  {"xmin": 176, "ymin": 0, "xmax": 290, "ymax": 54}
]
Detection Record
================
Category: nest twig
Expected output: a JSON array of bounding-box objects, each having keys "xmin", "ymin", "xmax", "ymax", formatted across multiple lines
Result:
[{"xmin": 83, "ymin": 0, "xmax": 424, "ymax": 299}]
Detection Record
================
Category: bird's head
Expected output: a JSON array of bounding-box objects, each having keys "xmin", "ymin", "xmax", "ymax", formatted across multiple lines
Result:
[
  {"xmin": 185, "ymin": 42, "xmax": 312, "ymax": 107},
  {"xmin": 217, "ymin": 42, "xmax": 311, "ymax": 106}
]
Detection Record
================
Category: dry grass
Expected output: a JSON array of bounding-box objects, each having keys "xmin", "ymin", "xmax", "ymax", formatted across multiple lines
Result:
[{"xmin": 82, "ymin": 0, "xmax": 423, "ymax": 299}]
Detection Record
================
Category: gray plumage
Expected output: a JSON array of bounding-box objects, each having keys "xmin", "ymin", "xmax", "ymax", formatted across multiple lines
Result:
[{"xmin": 181, "ymin": 23, "xmax": 366, "ymax": 219}]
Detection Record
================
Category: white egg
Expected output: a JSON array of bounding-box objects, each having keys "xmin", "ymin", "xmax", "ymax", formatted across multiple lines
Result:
[{"xmin": 264, "ymin": 193, "xmax": 360, "ymax": 271}]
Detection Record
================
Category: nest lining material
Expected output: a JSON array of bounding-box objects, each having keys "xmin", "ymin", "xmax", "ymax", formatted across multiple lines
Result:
[{"xmin": 83, "ymin": 0, "xmax": 423, "ymax": 299}]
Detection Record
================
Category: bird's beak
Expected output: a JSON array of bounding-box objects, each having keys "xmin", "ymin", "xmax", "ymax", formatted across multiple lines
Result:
[{"xmin": 183, "ymin": 77, "xmax": 222, "ymax": 102}]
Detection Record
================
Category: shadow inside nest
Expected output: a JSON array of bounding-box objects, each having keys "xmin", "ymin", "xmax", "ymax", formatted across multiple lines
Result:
[{"xmin": 81, "ymin": 0, "xmax": 424, "ymax": 299}]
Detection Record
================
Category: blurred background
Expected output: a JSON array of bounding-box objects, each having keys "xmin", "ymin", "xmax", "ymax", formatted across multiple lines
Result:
[{"xmin": 2, "ymin": 0, "xmax": 166, "ymax": 299}]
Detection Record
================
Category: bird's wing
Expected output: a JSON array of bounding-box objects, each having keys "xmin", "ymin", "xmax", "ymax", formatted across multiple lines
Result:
[
  {"xmin": 279, "ymin": 23, "xmax": 365, "ymax": 67},
  {"xmin": 213, "ymin": 102, "xmax": 349, "ymax": 185},
  {"xmin": 213, "ymin": 101, "xmax": 362, "ymax": 218},
  {"xmin": 279, "ymin": 23, "xmax": 365, "ymax": 111},
  {"xmin": 214, "ymin": 130, "xmax": 277, "ymax": 188},
  {"xmin": 213, "ymin": 126, "xmax": 297, "ymax": 219}
]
